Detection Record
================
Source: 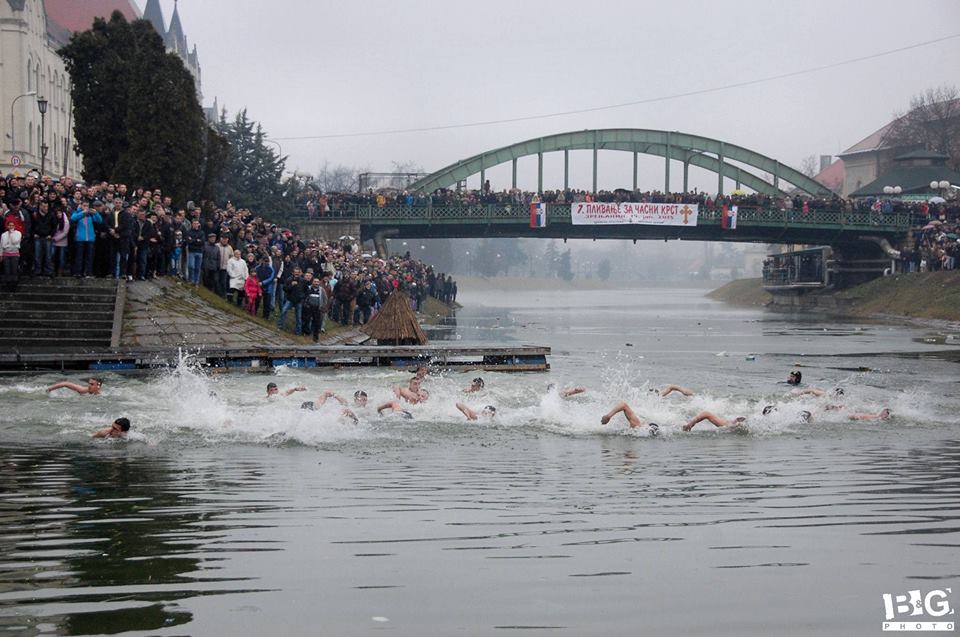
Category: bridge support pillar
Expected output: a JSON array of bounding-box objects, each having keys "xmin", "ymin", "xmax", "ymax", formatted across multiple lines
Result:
[
  {"xmin": 717, "ymin": 142, "xmax": 725, "ymax": 196},
  {"xmin": 664, "ymin": 134, "xmax": 671, "ymax": 193},
  {"xmin": 512, "ymin": 158, "xmax": 518, "ymax": 189},
  {"xmin": 592, "ymin": 143, "xmax": 598, "ymax": 193},
  {"xmin": 633, "ymin": 151, "xmax": 638, "ymax": 191},
  {"xmin": 372, "ymin": 229, "xmax": 398, "ymax": 259},
  {"xmin": 683, "ymin": 160, "xmax": 689, "ymax": 193},
  {"xmin": 564, "ymin": 150, "xmax": 569, "ymax": 190},
  {"xmin": 537, "ymin": 152, "xmax": 543, "ymax": 194}
]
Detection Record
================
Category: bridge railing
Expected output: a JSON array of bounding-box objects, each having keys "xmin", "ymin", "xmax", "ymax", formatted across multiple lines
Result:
[{"xmin": 307, "ymin": 204, "xmax": 912, "ymax": 231}]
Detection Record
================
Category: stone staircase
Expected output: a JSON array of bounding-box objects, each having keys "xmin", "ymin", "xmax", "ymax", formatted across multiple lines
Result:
[{"xmin": 0, "ymin": 277, "xmax": 123, "ymax": 351}]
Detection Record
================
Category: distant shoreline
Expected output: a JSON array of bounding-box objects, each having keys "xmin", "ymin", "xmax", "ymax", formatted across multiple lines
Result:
[{"xmin": 708, "ymin": 274, "xmax": 960, "ymax": 325}]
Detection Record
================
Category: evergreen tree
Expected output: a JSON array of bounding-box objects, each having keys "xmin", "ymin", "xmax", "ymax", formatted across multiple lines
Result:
[
  {"xmin": 113, "ymin": 21, "xmax": 205, "ymax": 205},
  {"xmin": 59, "ymin": 12, "xmax": 135, "ymax": 181},
  {"xmin": 215, "ymin": 109, "xmax": 287, "ymax": 213},
  {"xmin": 61, "ymin": 11, "xmax": 207, "ymax": 204}
]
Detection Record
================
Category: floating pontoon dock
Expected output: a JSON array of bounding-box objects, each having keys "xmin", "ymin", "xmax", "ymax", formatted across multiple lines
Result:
[{"xmin": 0, "ymin": 344, "xmax": 550, "ymax": 373}]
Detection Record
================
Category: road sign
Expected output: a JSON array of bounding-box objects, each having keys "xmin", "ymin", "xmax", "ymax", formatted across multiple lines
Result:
[{"xmin": 10, "ymin": 155, "xmax": 22, "ymax": 167}]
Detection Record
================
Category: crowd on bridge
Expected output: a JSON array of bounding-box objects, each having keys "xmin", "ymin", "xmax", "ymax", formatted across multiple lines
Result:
[
  {"xmin": 0, "ymin": 173, "xmax": 457, "ymax": 338},
  {"xmin": 298, "ymin": 185, "xmax": 960, "ymax": 226}
]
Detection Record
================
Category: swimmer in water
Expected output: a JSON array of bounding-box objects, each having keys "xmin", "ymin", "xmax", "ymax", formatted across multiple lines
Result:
[
  {"xmin": 353, "ymin": 390, "xmax": 368, "ymax": 407},
  {"xmin": 394, "ymin": 377, "xmax": 429, "ymax": 404},
  {"xmin": 600, "ymin": 402, "xmax": 659, "ymax": 433},
  {"xmin": 682, "ymin": 410, "xmax": 747, "ymax": 431},
  {"xmin": 786, "ymin": 370, "xmax": 803, "ymax": 386},
  {"xmin": 266, "ymin": 382, "xmax": 307, "ymax": 399},
  {"xmin": 92, "ymin": 417, "xmax": 130, "ymax": 438},
  {"xmin": 464, "ymin": 377, "xmax": 485, "ymax": 393},
  {"xmin": 412, "ymin": 365, "xmax": 429, "ymax": 381},
  {"xmin": 376, "ymin": 400, "xmax": 413, "ymax": 419},
  {"xmin": 547, "ymin": 383, "xmax": 587, "ymax": 398},
  {"xmin": 650, "ymin": 384, "xmax": 694, "ymax": 397},
  {"xmin": 457, "ymin": 403, "xmax": 496, "ymax": 421},
  {"xmin": 848, "ymin": 408, "xmax": 891, "ymax": 422},
  {"xmin": 793, "ymin": 387, "xmax": 844, "ymax": 398},
  {"xmin": 47, "ymin": 378, "xmax": 102, "ymax": 395}
]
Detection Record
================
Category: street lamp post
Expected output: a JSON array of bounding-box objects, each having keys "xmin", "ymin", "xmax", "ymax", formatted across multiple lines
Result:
[
  {"xmin": 882, "ymin": 185, "xmax": 902, "ymax": 197},
  {"xmin": 37, "ymin": 97, "xmax": 48, "ymax": 176},
  {"xmin": 8, "ymin": 90, "xmax": 37, "ymax": 154}
]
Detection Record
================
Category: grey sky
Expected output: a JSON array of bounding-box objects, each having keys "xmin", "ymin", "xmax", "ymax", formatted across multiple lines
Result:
[{"xmin": 151, "ymin": 0, "xmax": 960, "ymax": 192}]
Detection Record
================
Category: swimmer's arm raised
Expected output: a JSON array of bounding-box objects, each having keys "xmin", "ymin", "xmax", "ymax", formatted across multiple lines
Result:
[
  {"xmin": 456, "ymin": 402, "xmax": 478, "ymax": 421},
  {"xmin": 47, "ymin": 382, "xmax": 87, "ymax": 394}
]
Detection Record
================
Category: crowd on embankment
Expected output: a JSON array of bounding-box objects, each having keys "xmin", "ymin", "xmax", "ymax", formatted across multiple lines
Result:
[{"xmin": 0, "ymin": 173, "xmax": 457, "ymax": 340}]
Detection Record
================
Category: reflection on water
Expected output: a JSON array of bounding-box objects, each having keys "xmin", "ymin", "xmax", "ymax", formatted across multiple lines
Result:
[
  {"xmin": 0, "ymin": 447, "xmax": 272, "ymax": 635},
  {"xmin": 0, "ymin": 287, "xmax": 958, "ymax": 635}
]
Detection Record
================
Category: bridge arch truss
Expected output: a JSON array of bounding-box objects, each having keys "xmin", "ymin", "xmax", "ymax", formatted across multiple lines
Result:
[{"xmin": 408, "ymin": 129, "xmax": 832, "ymax": 197}]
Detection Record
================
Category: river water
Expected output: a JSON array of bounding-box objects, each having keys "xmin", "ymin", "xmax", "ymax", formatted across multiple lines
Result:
[{"xmin": 1, "ymin": 286, "xmax": 958, "ymax": 636}]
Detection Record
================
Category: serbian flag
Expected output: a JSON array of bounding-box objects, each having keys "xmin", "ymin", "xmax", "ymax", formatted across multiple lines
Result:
[
  {"xmin": 721, "ymin": 204, "xmax": 738, "ymax": 230},
  {"xmin": 530, "ymin": 202, "xmax": 547, "ymax": 228}
]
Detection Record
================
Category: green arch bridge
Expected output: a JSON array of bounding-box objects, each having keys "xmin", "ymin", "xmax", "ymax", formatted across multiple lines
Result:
[{"xmin": 298, "ymin": 129, "xmax": 915, "ymax": 286}]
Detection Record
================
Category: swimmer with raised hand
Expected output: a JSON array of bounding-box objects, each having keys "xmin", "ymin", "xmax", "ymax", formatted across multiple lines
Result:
[
  {"xmin": 682, "ymin": 410, "xmax": 746, "ymax": 431},
  {"xmin": 92, "ymin": 417, "xmax": 130, "ymax": 439},
  {"xmin": 848, "ymin": 408, "xmax": 891, "ymax": 422},
  {"xmin": 457, "ymin": 402, "xmax": 496, "ymax": 421},
  {"xmin": 600, "ymin": 402, "xmax": 659, "ymax": 433},
  {"xmin": 266, "ymin": 382, "xmax": 306, "ymax": 399},
  {"xmin": 47, "ymin": 378, "xmax": 102, "ymax": 395},
  {"xmin": 652, "ymin": 384, "xmax": 694, "ymax": 397}
]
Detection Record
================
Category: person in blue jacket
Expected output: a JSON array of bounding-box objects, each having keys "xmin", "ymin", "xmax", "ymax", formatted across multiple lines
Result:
[
  {"xmin": 70, "ymin": 201, "xmax": 103, "ymax": 277},
  {"xmin": 255, "ymin": 255, "xmax": 276, "ymax": 318}
]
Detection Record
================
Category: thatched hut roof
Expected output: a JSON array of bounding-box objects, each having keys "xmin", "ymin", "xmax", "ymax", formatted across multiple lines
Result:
[{"xmin": 361, "ymin": 290, "xmax": 428, "ymax": 345}]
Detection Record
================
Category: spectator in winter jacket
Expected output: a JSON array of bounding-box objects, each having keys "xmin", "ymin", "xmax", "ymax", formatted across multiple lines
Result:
[
  {"xmin": 243, "ymin": 272, "xmax": 261, "ymax": 315},
  {"xmin": 201, "ymin": 233, "xmax": 220, "ymax": 291},
  {"xmin": 1, "ymin": 219, "xmax": 22, "ymax": 291},
  {"xmin": 184, "ymin": 219, "xmax": 205, "ymax": 285},
  {"xmin": 227, "ymin": 250, "xmax": 248, "ymax": 306},
  {"xmin": 254, "ymin": 255, "xmax": 276, "ymax": 318},
  {"xmin": 51, "ymin": 208, "xmax": 71, "ymax": 276},
  {"xmin": 32, "ymin": 201, "xmax": 56, "ymax": 276},
  {"xmin": 70, "ymin": 202, "xmax": 102, "ymax": 277}
]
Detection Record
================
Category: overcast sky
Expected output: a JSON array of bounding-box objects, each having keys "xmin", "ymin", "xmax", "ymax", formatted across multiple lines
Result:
[{"xmin": 149, "ymin": 0, "xmax": 960, "ymax": 192}]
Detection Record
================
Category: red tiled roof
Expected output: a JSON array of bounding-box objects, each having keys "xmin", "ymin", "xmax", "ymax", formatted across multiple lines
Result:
[
  {"xmin": 45, "ymin": 0, "xmax": 142, "ymax": 34},
  {"xmin": 814, "ymin": 159, "xmax": 845, "ymax": 193}
]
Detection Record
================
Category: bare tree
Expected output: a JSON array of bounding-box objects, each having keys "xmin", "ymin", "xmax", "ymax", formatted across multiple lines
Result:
[
  {"xmin": 313, "ymin": 161, "xmax": 369, "ymax": 192},
  {"xmin": 885, "ymin": 85, "xmax": 960, "ymax": 170},
  {"xmin": 799, "ymin": 155, "xmax": 819, "ymax": 178},
  {"xmin": 389, "ymin": 160, "xmax": 425, "ymax": 189}
]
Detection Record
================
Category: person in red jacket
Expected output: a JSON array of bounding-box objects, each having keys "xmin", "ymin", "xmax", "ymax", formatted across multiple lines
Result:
[{"xmin": 243, "ymin": 272, "xmax": 261, "ymax": 315}]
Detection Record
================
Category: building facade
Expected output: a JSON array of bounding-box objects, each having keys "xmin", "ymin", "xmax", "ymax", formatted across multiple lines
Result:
[
  {"xmin": 0, "ymin": 0, "xmax": 95, "ymax": 178},
  {"xmin": 1, "ymin": 0, "xmax": 207, "ymax": 179}
]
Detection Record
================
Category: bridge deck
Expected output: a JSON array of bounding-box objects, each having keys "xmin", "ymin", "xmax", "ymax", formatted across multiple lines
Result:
[{"xmin": 297, "ymin": 204, "xmax": 910, "ymax": 244}]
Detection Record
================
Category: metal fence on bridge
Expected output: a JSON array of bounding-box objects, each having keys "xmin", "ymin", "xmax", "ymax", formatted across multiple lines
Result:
[{"xmin": 300, "ymin": 204, "xmax": 912, "ymax": 232}]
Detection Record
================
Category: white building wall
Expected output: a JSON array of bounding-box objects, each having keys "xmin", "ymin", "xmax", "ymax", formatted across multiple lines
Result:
[{"xmin": 0, "ymin": 0, "xmax": 81, "ymax": 179}]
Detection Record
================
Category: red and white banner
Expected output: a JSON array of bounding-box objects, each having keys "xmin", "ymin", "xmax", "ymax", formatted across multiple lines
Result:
[{"xmin": 571, "ymin": 202, "xmax": 699, "ymax": 226}]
